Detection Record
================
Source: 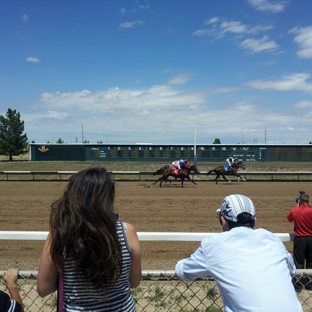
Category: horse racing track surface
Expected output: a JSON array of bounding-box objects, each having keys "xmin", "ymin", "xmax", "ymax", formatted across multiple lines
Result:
[{"xmin": 0, "ymin": 180, "xmax": 309, "ymax": 271}]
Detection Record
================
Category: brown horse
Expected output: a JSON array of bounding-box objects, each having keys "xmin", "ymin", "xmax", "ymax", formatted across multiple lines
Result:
[
  {"xmin": 207, "ymin": 161, "xmax": 246, "ymax": 184},
  {"xmin": 153, "ymin": 165, "xmax": 199, "ymax": 187}
]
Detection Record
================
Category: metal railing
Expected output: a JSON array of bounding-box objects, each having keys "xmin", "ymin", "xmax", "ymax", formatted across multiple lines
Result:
[
  {"xmin": 1, "ymin": 170, "xmax": 312, "ymax": 181},
  {"xmin": 1, "ymin": 232, "xmax": 312, "ymax": 311}
]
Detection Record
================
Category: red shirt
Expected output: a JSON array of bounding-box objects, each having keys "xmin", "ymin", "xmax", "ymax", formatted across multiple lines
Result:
[{"xmin": 287, "ymin": 204, "xmax": 312, "ymax": 236}]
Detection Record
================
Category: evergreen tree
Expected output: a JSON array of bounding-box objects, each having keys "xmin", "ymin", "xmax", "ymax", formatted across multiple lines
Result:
[
  {"xmin": 0, "ymin": 109, "xmax": 28, "ymax": 161},
  {"xmin": 213, "ymin": 138, "xmax": 221, "ymax": 144}
]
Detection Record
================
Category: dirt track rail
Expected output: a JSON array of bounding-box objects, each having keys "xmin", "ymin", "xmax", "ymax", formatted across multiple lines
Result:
[{"xmin": 1, "ymin": 170, "xmax": 312, "ymax": 181}]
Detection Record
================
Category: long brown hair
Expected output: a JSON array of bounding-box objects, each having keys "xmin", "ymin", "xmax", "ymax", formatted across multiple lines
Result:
[{"xmin": 49, "ymin": 167, "xmax": 122, "ymax": 290}]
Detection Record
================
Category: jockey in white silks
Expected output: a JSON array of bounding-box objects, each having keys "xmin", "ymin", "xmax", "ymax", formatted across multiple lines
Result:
[{"xmin": 226, "ymin": 157, "xmax": 238, "ymax": 169}]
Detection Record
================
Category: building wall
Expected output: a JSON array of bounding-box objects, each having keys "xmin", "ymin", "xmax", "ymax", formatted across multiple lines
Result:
[{"xmin": 30, "ymin": 144, "xmax": 312, "ymax": 162}]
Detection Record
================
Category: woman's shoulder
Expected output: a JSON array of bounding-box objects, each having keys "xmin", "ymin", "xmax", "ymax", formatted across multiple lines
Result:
[{"xmin": 122, "ymin": 222, "xmax": 137, "ymax": 234}]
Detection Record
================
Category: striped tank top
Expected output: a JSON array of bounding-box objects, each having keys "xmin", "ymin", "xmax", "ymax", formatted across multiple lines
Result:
[{"xmin": 62, "ymin": 221, "xmax": 136, "ymax": 311}]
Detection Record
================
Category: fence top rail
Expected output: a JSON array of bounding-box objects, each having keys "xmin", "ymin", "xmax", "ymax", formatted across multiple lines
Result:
[
  {"xmin": 0, "ymin": 231, "xmax": 295, "ymax": 242},
  {"xmin": 2, "ymin": 268, "xmax": 312, "ymax": 277},
  {"xmin": 0, "ymin": 170, "xmax": 312, "ymax": 174}
]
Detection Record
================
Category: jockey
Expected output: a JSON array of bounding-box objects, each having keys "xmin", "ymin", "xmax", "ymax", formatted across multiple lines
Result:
[
  {"xmin": 226, "ymin": 157, "xmax": 238, "ymax": 170},
  {"xmin": 172, "ymin": 159, "xmax": 189, "ymax": 170}
]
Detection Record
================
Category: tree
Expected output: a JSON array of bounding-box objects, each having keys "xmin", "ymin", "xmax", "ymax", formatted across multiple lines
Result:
[
  {"xmin": 213, "ymin": 138, "xmax": 221, "ymax": 144},
  {"xmin": 56, "ymin": 138, "xmax": 64, "ymax": 144},
  {"xmin": 0, "ymin": 109, "xmax": 28, "ymax": 161}
]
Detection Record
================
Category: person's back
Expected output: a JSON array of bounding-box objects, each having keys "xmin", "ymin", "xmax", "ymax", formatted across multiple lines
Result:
[
  {"xmin": 199, "ymin": 227, "xmax": 300, "ymax": 312},
  {"xmin": 37, "ymin": 167, "xmax": 142, "ymax": 311},
  {"xmin": 287, "ymin": 202, "xmax": 312, "ymax": 237},
  {"xmin": 63, "ymin": 221, "xmax": 135, "ymax": 311},
  {"xmin": 287, "ymin": 193, "xmax": 312, "ymax": 270},
  {"xmin": 175, "ymin": 194, "xmax": 302, "ymax": 312}
]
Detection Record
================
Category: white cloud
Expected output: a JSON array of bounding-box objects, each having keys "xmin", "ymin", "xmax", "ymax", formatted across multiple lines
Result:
[
  {"xmin": 280, "ymin": 126, "xmax": 294, "ymax": 131},
  {"xmin": 22, "ymin": 14, "xmax": 28, "ymax": 22},
  {"xmin": 119, "ymin": 8, "xmax": 126, "ymax": 15},
  {"xmin": 139, "ymin": 4, "xmax": 149, "ymax": 9},
  {"xmin": 24, "ymin": 82, "xmax": 312, "ymax": 144},
  {"xmin": 245, "ymin": 73, "xmax": 312, "ymax": 92},
  {"xmin": 39, "ymin": 85, "xmax": 207, "ymax": 113},
  {"xmin": 220, "ymin": 21, "xmax": 273, "ymax": 36},
  {"xmin": 211, "ymin": 87, "xmax": 240, "ymax": 94},
  {"xmin": 193, "ymin": 18, "xmax": 273, "ymax": 39},
  {"xmin": 167, "ymin": 74, "xmax": 192, "ymax": 85},
  {"xmin": 119, "ymin": 20, "xmax": 144, "ymax": 29},
  {"xmin": 294, "ymin": 101, "xmax": 312, "ymax": 108},
  {"xmin": 192, "ymin": 29, "xmax": 212, "ymax": 36},
  {"xmin": 26, "ymin": 57, "xmax": 41, "ymax": 63},
  {"xmin": 289, "ymin": 26, "xmax": 312, "ymax": 59},
  {"xmin": 247, "ymin": 0, "xmax": 288, "ymax": 13},
  {"xmin": 44, "ymin": 111, "xmax": 68, "ymax": 119},
  {"xmin": 205, "ymin": 17, "xmax": 219, "ymax": 24},
  {"xmin": 240, "ymin": 36, "xmax": 279, "ymax": 53}
]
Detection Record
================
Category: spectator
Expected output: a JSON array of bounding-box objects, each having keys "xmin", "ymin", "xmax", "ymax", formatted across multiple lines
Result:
[
  {"xmin": 37, "ymin": 167, "xmax": 142, "ymax": 311},
  {"xmin": 1, "ymin": 268, "xmax": 24, "ymax": 312},
  {"xmin": 287, "ymin": 193, "xmax": 312, "ymax": 269},
  {"xmin": 175, "ymin": 194, "xmax": 302, "ymax": 312}
]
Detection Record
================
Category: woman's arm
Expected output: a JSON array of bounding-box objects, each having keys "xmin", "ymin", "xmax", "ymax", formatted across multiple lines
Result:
[
  {"xmin": 37, "ymin": 233, "xmax": 59, "ymax": 297},
  {"xmin": 124, "ymin": 222, "xmax": 142, "ymax": 288}
]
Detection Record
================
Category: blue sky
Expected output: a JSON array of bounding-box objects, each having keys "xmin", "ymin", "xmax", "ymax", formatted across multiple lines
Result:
[{"xmin": 1, "ymin": 0, "xmax": 312, "ymax": 144}]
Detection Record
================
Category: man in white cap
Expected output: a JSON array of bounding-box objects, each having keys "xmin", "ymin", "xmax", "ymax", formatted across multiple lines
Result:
[{"xmin": 175, "ymin": 194, "xmax": 302, "ymax": 312}]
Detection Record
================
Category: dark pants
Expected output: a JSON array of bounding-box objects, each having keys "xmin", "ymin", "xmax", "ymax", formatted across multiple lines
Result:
[{"xmin": 293, "ymin": 236, "xmax": 312, "ymax": 269}]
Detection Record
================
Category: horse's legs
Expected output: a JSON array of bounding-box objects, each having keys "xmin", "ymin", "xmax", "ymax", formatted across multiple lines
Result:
[
  {"xmin": 160, "ymin": 174, "xmax": 171, "ymax": 187},
  {"xmin": 236, "ymin": 174, "xmax": 246, "ymax": 182},
  {"xmin": 221, "ymin": 174, "xmax": 230, "ymax": 182},
  {"xmin": 184, "ymin": 176, "xmax": 197, "ymax": 186},
  {"xmin": 159, "ymin": 177, "xmax": 163, "ymax": 187},
  {"xmin": 215, "ymin": 173, "xmax": 223, "ymax": 184},
  {"xmin": 153, "ymin": 177, "xmax": 162, "ymax": 185},
  {"xmin": 215, "ymin": 174, "xmax": 219, "ymax": 184}
]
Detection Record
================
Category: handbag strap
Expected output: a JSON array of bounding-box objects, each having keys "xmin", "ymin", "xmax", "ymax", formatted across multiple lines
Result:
[{"xmin": 57, "ymin": 268, "xmax": 64, "ymax": 312}]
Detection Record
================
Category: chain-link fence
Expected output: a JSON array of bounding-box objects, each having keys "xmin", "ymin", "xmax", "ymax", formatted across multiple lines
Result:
[
  {"xmin": 1, "ymin": 270, "xmax": 312, "ymax": 311},
  {"xmin": 1, "ymin": 232, "xmax": 311, "ymax": 311}
]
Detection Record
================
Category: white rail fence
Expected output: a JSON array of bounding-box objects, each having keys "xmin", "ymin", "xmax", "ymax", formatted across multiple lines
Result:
[
  {"xmin": 1, "ymin": 231, "xmax": 312, "ymax": 311},
  {"xmin": 1, "ymin": 170, "xmax": 312, "ymax": 181}
]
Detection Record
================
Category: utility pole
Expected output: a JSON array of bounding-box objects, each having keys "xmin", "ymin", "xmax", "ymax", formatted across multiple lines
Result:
[
  {"xmin": 264, "ymin": 128, "xmax": 267, "ymax": 144},
  {"xmin": 242, "ymin": 127, "xmax": 244, "ymax": 144},
  {"xmin": 82, "ymin": 124, "xmax": 84, "ymax": 143}
]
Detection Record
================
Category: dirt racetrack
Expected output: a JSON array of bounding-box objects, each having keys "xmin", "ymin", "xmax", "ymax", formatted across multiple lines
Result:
[{"xmin": 0, "ymin": 179, "xmax": 311, "ymax": 271}]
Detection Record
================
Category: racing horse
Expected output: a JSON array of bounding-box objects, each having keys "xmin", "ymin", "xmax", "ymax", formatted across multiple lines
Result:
[
  {"xmin": 153, "ymin": 165, "xmax": 199, "ymax": 188},
  {"xmin": 207, "ymin": 161, "xmax": 246, "ymax": 184},
  {"xmin": 152, "ymin": 164, "xmax": 189, "ymax": 184}
]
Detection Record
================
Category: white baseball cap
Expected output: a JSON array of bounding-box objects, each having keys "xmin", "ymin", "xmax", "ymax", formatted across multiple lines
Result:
[{"xmin": 216, "ymin": 194, "xmax": 256, "ymax": 222}]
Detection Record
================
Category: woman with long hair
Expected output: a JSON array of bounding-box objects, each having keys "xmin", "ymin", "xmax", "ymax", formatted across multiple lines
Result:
[{"xmin": 37, "ymin": 167, "xmax": 142, "ymax": 311}]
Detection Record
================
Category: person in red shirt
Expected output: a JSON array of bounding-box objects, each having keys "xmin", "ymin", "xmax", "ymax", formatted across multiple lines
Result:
[{"xmin": 287, "ymin": 193, "xmax": 312, "ymax": 269}]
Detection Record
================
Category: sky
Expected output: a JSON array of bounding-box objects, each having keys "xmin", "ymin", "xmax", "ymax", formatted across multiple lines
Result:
[{"xmin": 1, "ymin": 0, "xmax": 312, "ymax": 145}]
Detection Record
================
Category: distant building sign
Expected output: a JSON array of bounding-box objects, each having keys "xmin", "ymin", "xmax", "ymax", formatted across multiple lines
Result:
[{"xmin": 38, "ymin": 146, "xmax": 49, "ymax": 152}]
